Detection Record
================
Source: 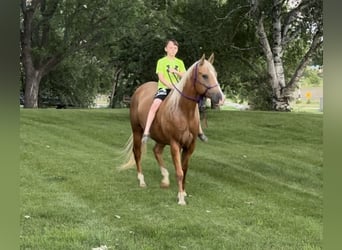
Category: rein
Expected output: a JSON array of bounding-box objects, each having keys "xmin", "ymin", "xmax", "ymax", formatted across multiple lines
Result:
[{"xmin": 169, "ymin": 63, "xmax": 218, "ymax": 103}]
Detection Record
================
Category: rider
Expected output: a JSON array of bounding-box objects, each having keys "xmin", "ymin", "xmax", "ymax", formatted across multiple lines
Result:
[{"xmin": 142, "ymin": 39, "xmax": 208, "ymax": 144}]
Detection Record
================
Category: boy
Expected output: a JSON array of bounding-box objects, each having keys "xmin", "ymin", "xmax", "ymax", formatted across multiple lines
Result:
[{"xmin": 142, "ymin": 39, "xmax": 208, "ymax": 143}]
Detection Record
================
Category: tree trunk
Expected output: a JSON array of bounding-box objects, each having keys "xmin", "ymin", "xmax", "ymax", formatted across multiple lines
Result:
[
  {"xmin": 21, "ymin": 0, "xmax": 40, "ymax": 108},
  {"xmin": 110, "ymin": 68, "xmax": 121, "ymax": 108},
  {"xmin": 24, "ymin": 70, "xmax": 42, "ymax": 108},
  {"xmin": 256, "ymin": 4, "xmax": 291, "ymax": 111},
  {"xmin": 271, "ymin": 1, "xmax": 291, "ymax": 111},
  {"xmin": 20, "ymin": 0, "xmax": 42, "ymax": 108},
  {"xmin": 256, "ymin": 15, "xmax": 290, "ymax": 111},
  {"xmin": 21, "ymin": 0, "xmax": 64, "ymax": 108}
]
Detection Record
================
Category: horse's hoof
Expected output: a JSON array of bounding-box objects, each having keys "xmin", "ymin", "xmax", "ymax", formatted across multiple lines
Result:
[
  {"xmin": 177, "ymin": 191, "xmax": 187, "ymax": 205},
  {"xmin": 139, "ymin": 183, "xmax": 147, "ymax": 188},
  {"xmin": 160, "ymin": 182, "xmax": 170, "ymax": 188},
  {"xmin": 178, "ymin": 200, "xmax": 186, "ymax": 205}
]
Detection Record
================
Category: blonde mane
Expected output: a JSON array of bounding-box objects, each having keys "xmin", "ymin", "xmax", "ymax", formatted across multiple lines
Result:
[{"xmin": 163, "ymin": 62, "xmax": 198, "ymax": 113}]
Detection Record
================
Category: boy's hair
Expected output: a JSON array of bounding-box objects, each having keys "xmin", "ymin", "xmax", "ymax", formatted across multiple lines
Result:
[{"xmin": 165, "ymin": 39, "xmax": 179, "ymax": 47}]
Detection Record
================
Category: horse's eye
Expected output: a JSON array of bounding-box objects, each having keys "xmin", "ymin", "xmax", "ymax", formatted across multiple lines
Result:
[{"xmin": 202, "ymin": 74, "xmax": 208, "ymax": 79}]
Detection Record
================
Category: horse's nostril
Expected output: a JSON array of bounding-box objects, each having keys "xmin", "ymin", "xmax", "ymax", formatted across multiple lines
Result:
[{"xmin": 210, "ymin": 92, "xmax": 223, "ymax": 105}]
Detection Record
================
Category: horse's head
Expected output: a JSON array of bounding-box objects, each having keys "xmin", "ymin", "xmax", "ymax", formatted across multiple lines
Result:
[{"xmin": 194, "ymin": 54, "xmax": 225, "ymax": 106}]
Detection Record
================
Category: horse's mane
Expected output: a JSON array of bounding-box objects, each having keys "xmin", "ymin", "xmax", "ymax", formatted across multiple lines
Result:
[{"xmin": 164, "ymin": 61, "xmax": 198, "ymax": 113}]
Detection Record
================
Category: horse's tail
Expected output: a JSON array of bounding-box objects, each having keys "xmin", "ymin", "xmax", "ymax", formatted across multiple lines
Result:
[
  {"xmin": 118, "ymin": 134, "xmax": 135, "ymax": 170},
  {"xmin": 118, "ymin": 134, "xmax": 146, "ymax": 170}
]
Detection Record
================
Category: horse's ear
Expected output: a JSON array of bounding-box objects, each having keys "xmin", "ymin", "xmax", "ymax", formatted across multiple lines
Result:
[
  {"xmin": 208, "ymin": 53, "xmax": 214, "ymax": 64},
  {"xmin": 199, "ymin": 54, "xmax": 206, "ymax": 66}
]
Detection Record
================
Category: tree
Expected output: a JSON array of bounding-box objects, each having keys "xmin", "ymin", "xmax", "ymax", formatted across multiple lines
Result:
[
  {"xmin": 20, "ymin": 0, "xmax": 323, "ymax": 110},
  {"xmin": 20, "ymin": 0, "xmax": 61, "ymax": 108},
  {"xmin": 40, "ymin": 50, "xmax": 113, "ymax": 107},
  {"xmin": 20, "ymin": 0, "xmax": 174, "ymax": 108},
  {"xmin": 107, "ymin": 0, "xmax": 178, "ymax": 107},
  {"xmin": 249, "ymin": 0, "xmax": 323, "ymax": 110},
  {"xmin": 20, "ymin": 0, "xmax": 118, "ymax": 108}
]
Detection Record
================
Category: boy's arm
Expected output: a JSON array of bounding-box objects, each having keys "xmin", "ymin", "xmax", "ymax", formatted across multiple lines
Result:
[
  {"xmin": 168, "ymin": 68, "xmax": 184, "ymax": 78},
  {"xmin": 157, "ymin": 73, "xmax": 174, "ymax": 89}
]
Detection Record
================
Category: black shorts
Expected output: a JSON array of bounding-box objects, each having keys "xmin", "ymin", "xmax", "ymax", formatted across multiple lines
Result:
[{"xmin": 154, "ymin": 88, "xmax": 171, "ymax": 100}]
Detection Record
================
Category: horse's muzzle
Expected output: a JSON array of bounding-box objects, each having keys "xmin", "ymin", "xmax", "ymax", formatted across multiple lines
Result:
[{"xmin": 210, "ymin": 92, "xmax": 225, "ymax": 106}]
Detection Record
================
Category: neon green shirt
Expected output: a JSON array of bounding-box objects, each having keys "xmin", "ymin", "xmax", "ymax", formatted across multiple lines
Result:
[{"xmin": 156, "ymin": 56, "xmax": 186, "ymax": 89}]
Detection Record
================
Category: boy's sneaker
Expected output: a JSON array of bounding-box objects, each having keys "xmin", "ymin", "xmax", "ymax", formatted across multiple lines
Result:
[
  {"xmin": 198, "ymin": 133, "xmax": 208, "ymax": 142},
  {"xmin": 141, "ymin": 134, "xmax": 150, "ymax": 144}
]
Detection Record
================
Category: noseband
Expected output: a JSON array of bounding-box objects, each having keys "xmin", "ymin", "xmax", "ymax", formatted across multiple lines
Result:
[{"xmin": 171, "ymin": 62, "xmax": 219, "ymax": 103}]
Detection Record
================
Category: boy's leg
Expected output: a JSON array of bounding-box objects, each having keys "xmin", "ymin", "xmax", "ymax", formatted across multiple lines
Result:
[
  {"xmin": 198, "ymin": 125, "xmax": 208, "ymax": 142},
  {"xmin": 142, "ymin": 99, "xmax": 162, "ymax": 143}
]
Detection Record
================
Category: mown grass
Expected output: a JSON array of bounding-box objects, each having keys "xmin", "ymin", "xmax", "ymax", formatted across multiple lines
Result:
[
  {"xmin": 291, "ymin": 99, "xmax": 323, "ymax": 113},
  {"xmin": 20, "ymin": 109, "xmax": 322, "ymax": 249}
]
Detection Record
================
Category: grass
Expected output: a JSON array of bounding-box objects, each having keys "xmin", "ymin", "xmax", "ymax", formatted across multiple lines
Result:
[
  {"xmin": 221, "ymin": 99, "xmax": 323, "ymax": 113},
  {"xmin": 20, "ymin": 108, "xmax": 323, "ymax": 249},
  {"xmin": 291, "ymin": 99, "xmax": 323, "ymax": 113}
]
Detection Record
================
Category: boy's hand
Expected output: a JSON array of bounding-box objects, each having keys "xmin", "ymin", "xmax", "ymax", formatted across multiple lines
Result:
[
  {"xmin": 169, "ymin": 68, "xmax": 181, "ymax": 76},
  {"xmin": 168, "ymin": 68, "xmax": 177, "ymax": 74}
]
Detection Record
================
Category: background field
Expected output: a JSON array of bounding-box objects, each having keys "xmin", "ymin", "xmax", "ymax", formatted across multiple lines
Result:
[
  {"xmin": 20, "ymin": 109, "xmax": 323, "ymax": 249},
  {"xmin": 221, "ymin": 86, "xmax": 323, "ymax": 114}
]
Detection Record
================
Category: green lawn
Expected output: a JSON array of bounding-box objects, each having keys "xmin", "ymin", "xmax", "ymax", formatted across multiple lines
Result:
[
  {"xmin": 291, "ymin": 99, "xmax": 323, "ymax": 113},
  {"xmin": 20, "ymin": 109, "xmax": 322, "ymax": 249}
]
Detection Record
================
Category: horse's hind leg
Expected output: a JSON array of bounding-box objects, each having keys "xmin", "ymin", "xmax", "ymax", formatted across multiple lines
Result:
[
  {"xmin": 132, "ymin": 132, "xmax": 146, "ymax": 187},
  {"xmin": 153, "ymin": 143, "xmax": 169, "ymax": 188},
  {"xmin": 170, "ymin": 141, "xmax": 187, "ymax": 205}
]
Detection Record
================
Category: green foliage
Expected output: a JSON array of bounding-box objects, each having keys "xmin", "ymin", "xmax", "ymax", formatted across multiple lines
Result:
[
  {"xmin": 311, "ymin": 47, "xmax": 323, "ymax": 66},
  {"xmin": 21, "ymin": 0, "xmax": 323, "ymax": 108},
  {"xmin": 300, "ymin": 68, "xmax": 323, "ymax": 86},
  {"xmin": 20, "ymin": 109, "xmax": 322, "ymax": 249},
  {"xmin": 246, "ymin": 79, "xmax": 273, "ymax": 111},
  {"xmin": 224, "ymin": 74, "xmax": 274, "ymax": 111},
  {"xmin": 40, "ymin": 50, "xmax": 113, "ymax": 107},
  {"xmin": 283, "ymin": 39, "xmax": 309, "ymax": 79}
]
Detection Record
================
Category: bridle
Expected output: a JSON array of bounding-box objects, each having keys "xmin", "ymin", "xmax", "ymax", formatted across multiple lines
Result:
[{"xmin": 169, "ymin": 62, "xmax": 219, "ymax": 103}]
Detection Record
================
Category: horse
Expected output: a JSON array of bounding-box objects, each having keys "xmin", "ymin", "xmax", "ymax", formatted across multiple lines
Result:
[{"xmin": 120, "ymin": 54, "xmax": 225, "ymax": 205}]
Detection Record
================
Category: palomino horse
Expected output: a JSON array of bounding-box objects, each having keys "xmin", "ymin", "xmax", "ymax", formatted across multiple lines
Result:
[{"xmin": 120, "ymin": 54, "xmax": 224, "ymax": 205}]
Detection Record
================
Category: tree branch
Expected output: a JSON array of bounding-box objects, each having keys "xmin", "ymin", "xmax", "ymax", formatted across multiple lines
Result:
[
  {"xmin": 286, "ymin": 29, "xmax": 323, "ymax": 90},
  {"xmin": 215, "ymin": 4, "xmax": 250, "ymax": 21},
  {"xmin": 39, "ymin": 0, "xmax": 60, "ymax": 48},
  {"xmin": 21, "ymin": 0, "xmax": 41, "ymax": 73},
  {"xmin": 39, "ymin": 53, "xmax": 66, "ymax": 79},
  {"xmin": 232, "ymin": 54, "xmax": 263, "ymax": 77},
  {"xmin": 282, "ymin": 0, "xmax": 310, "ymax": 40},
  {"xmin": 256, "ymin": 15, "xmax": 277, "ymax": 87}
]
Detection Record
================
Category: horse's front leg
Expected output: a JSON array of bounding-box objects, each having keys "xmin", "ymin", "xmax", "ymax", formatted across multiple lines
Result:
[
  {"xmin": 181, "ymin": 142, "xmax": 195, "ymax": 195},
  {"xmin": 153, "ymin": 143, "xmax": 169, "ymax": 188},
  {"xmin": 170, "ymin": 141, "xmax": 186, "ymax": 205}
]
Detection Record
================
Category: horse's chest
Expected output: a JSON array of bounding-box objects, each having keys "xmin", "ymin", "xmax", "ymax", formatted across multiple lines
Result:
[
  {"xmin": 165, "ymin": 117, "xmax": 198, "ymax": 143},
  {"xmin": 163, "ymin": 116, "xmax": 191, "ymax": 132},
  {"xmin": 153, "ymin": 112, "xmax": 198, "ymax": 145}
]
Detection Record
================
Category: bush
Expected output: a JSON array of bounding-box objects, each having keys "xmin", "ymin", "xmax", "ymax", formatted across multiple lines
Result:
[
  {"xmin": 247, "ymin": 80, "xmax": 273, "ymax": 111},
  {"xmin": 302, "ymin": 68, "xmax": 323, "ymax": 86}
]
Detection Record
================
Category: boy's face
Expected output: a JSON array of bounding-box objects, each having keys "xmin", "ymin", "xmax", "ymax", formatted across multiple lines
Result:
[{"xmin": 165, "ymin": 41, "xmax": 178, "ymax": 57}]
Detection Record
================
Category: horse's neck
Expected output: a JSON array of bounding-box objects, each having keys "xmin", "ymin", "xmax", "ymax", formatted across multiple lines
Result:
[{"xmin": 178, "ymin": 80, "xmax": 198, "ymax": 116}]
